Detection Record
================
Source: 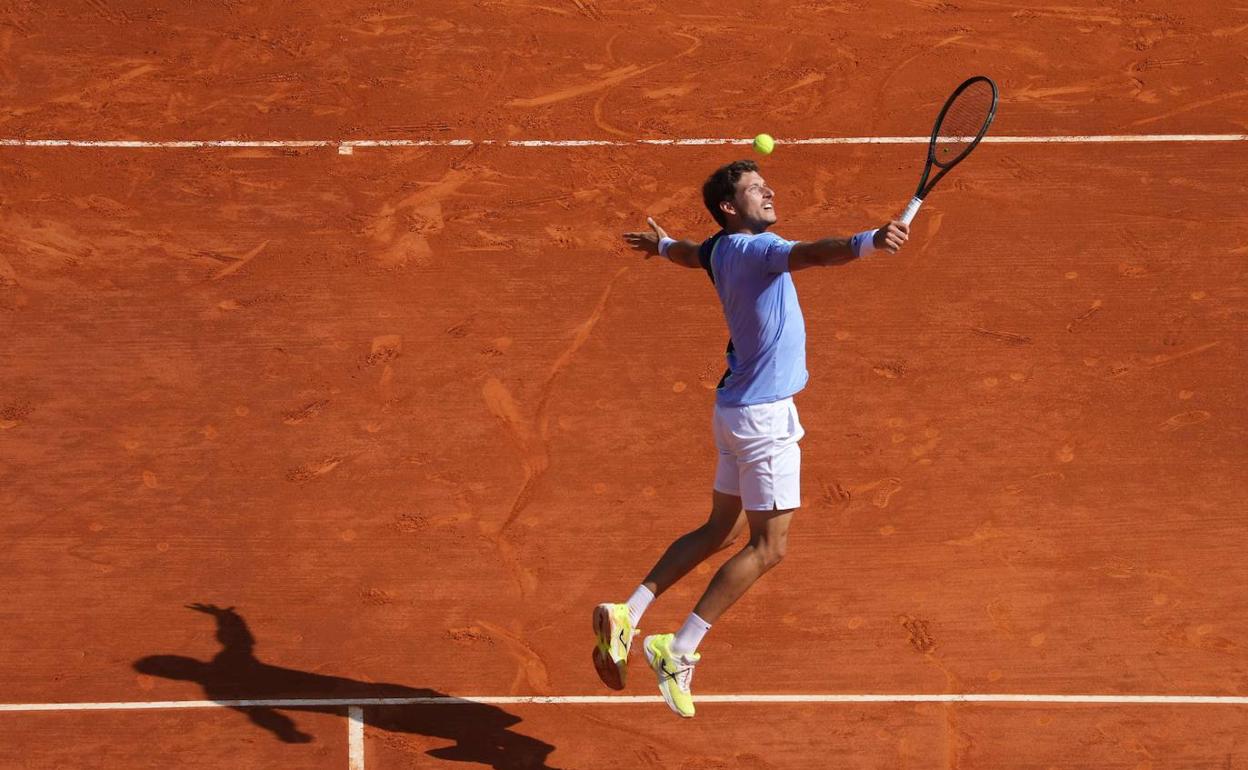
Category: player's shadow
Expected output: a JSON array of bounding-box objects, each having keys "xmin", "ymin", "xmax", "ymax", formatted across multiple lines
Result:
[{"xmin": 134, "ymin": 604, "xmax": 557, "ymax": 770}]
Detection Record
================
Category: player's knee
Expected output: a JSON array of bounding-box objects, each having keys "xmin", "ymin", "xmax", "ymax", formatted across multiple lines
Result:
[{"xmin": 755, "ymin": 535, "xmax": 787, "ymax": 570}]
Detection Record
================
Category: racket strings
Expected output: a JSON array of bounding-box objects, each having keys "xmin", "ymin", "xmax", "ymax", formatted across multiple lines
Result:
[{"xmin": 934, "ymin": 80, "xmax": 995, "ymax": 166}]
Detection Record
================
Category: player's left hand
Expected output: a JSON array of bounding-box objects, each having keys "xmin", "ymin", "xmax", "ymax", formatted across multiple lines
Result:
[{"xmin": 622, "ymin": 216, "xmax": 669, "ymax": 259}]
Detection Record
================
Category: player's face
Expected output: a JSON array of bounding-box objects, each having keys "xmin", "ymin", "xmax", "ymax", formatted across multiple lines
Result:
[{"xmin": 732, "ymin": 171, "xmax": 776, "ymax": 229}]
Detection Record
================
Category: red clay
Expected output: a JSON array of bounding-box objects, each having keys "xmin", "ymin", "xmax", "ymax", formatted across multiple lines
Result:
[{"xmin": 1, "ymin": 0, "xmax": 1246, "ymax": 767}]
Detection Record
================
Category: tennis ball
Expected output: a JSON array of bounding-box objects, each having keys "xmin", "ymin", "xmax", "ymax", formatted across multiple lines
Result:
[{"xmin": 752, "ymin": 133, "xmax": 775, "ymax": 155}]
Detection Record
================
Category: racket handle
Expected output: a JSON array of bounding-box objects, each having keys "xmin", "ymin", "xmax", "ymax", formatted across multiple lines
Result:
[{"xmin": 899, "ymin": 196, "xmax": 924, "ymax": 225}]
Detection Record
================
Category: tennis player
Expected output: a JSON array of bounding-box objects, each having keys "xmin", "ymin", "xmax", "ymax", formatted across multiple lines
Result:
[{"xmin": 595, "ymin": 159, "xmax": 908, "ymax": 717}]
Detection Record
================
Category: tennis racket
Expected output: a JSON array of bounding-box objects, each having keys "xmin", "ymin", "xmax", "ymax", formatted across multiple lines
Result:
[{"xmin": 899, "ymin": 76, "xmax": 999, "ymax": 225}]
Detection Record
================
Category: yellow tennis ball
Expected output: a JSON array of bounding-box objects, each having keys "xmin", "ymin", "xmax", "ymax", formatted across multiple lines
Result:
[{"xmin": 752, "ymin": 133, "xmax": 775, "ymax": 155}]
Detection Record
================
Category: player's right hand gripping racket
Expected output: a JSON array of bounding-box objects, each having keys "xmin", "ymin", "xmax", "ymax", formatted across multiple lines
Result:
[{"xmin": 899, "ymin": 76, "xmax": 999, "ymax": 225}]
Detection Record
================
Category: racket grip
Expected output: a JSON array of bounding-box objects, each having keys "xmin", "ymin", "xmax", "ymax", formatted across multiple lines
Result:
[{"xmin": 899, "ymin": 196, "xmax": 923, "ymax": 226}]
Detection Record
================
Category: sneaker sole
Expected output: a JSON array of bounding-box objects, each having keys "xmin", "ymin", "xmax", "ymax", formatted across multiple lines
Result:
[{"xmin": 592, "ymin": 604, "xmax": 625, "ymax": 691}]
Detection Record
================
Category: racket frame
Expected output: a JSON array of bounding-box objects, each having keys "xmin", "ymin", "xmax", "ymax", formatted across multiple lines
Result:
[{"xmin": 901, "ymin": 75, "xmax": 999, "ymax": 225}]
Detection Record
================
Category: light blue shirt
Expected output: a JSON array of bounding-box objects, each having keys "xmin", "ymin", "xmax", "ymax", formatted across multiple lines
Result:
[{"xmin": 700, "ymin": 231, "xmax": 808, "ymax": 407}]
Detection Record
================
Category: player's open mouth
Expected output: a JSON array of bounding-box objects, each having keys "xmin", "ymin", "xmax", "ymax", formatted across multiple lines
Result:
[{"xmin": 762, "ymin": 203, "xmax": 773, "ymax": 210}]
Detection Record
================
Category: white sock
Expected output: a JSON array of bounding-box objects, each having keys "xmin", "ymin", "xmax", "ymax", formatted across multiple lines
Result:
[
  {"xmin": 671, "ymin": 612, "xmax": 711, "ymax": 656},
  {"xmin": 626, "ymin": 585, "xmax": 655, "ymax": 627}
]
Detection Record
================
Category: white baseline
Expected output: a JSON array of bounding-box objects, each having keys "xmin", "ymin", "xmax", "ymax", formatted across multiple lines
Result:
[
  {"xmin": 0, "ymin": 134, "xmax": 1246, "ymax": 155},
  {"xmin": 2, "ymin": 693, "xmax": 1247, "ymax": 712}
]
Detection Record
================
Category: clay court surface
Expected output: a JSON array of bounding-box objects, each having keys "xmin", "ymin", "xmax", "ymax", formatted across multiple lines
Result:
[{"xmin": 2, "ymin": 1, "xmax": 1247, "ymax": 767}]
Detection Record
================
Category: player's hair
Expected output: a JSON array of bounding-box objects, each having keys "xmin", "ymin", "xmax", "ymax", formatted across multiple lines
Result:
[{"xmin": 702, "ymin": 159, "xmax": 759, "ymax": 227}]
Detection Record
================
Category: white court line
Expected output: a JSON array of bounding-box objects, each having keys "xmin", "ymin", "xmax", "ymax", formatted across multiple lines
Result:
[
  {"xmin": 0, "ymin": 134, "xmax": 1246, "ymax": 154},
  {"xmin": 347, "ymin": 706, "xmax": 364, "ymax": 770},
  {"xmin": 2, "ymin": 693, "xmax": 1247, "ymax": 712},
  {"xmin": 0, "ymin": 140, "xmax": 336, "ymax": 148},
  {"xmin": 6, "ymin": 694, "xmax": 1243, "ymax": 770}
]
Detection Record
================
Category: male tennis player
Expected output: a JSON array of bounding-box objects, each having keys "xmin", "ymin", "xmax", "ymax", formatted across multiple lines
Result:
[{"xmin": 595, "ymin": 159, "xmax": 908, "ymax": 717}]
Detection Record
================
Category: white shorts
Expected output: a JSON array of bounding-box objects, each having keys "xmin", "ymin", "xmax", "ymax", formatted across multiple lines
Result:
[{"xmin": 712, "ymin": 397, "xmax": 804, "ymax": 511}]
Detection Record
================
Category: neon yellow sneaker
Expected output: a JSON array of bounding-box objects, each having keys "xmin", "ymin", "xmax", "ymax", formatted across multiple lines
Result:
[
  {"xmin": 592, "ymin": 603, "xmax": 636, "ymax": 690},
  {"xmin": 642, "ymin": 633, "xmax": 700, "ymax": 718}
]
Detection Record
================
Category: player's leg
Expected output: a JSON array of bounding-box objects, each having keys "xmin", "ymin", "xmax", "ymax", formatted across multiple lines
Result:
[
  {"xmin": 639, "ymin": 488, "xmax": 746, "ymax": 597},
  {"xmin": 642, "ymin": 398, "xmax": 803, "ymax": 717},
  {"xmin": 691, "ymin": 396, "xmax": 802, "ymax": 623},
  {"xmin": 592, "ymin": 407, "xmax": 745, "ymax": 691},
  {"xmin": 592, "ymin": 490, "xmax": 743, "ymax": 691},
  {"xmin": 690, "ymin": 505, "xmax": 793, "ymax": 623},
  {"xmin": 640, "ymin": 507, "xmax": 794, "ymax": 716}
]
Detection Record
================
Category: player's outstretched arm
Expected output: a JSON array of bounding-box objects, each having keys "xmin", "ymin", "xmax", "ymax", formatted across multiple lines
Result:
[
  {"xmin": 622, "ymin": 216, "xmax": 702, "ymax": 269},
  {"xmin": 788, "ymin": 221, "xmax": 909, "ymax": 271}
]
